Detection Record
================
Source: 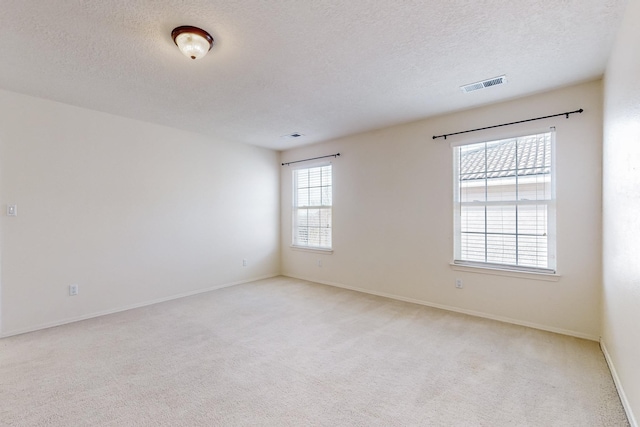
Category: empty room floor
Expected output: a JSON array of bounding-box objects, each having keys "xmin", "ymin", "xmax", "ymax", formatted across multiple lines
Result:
[{"xmin": 0, "ymin": 276, "xmax": 628, "ymax": 426}]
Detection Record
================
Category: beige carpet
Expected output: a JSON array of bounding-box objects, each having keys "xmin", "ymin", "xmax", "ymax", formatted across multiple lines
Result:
[{"xmin": 0, "ymin": 276, "xmax": 629, "ymax": 426}]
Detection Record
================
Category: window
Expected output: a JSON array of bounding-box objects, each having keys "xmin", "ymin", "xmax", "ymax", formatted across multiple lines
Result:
[
  {"xmin": 293, "ymin": 164, "xmax": 332, "ymax": 249},
  {"xmin": 453, "ymin": 131, "xmax": 556, "ymax": 273}
]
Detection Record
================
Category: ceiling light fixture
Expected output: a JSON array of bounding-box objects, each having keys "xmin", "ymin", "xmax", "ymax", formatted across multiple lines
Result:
[{"xmin": 171, "ymin": 26, "xmax": 214, "ymax": 60}]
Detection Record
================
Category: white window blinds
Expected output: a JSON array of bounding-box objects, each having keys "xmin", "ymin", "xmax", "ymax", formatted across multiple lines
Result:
[
  {"xmin": 453, "ymin": 131, "xmax": 556, "ymax": 273},
  {"xmin": 293, "ymin": 165, "xmax": 332, "ymax": 249}
]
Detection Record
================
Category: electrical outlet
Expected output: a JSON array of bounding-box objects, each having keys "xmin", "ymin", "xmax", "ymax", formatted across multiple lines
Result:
[
  {"xmin": 455, "ymin": 279, "xmax": 463, "ymax": 289},
  {"xmin": 242, "ymin": 259, "xmax": 247, "ymax": 267},
  {"xmin": 69, "ymin": 284, "xmax": 79, "ymax": 296}
]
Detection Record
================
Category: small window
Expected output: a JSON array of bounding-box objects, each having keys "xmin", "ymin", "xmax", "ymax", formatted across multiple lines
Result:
[
  {"xmin": 453, "ymin": 131, "xmax": 556, "ymax": 273},
  {"xmin": 293, "ymin": 164, "xmax": 332, "ymax": 249}
]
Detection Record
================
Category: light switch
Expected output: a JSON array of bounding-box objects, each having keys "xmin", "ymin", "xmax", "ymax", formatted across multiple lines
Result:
[{"xmin": 7, "ymin": 205, "xmax": 17, "ymax": 216}]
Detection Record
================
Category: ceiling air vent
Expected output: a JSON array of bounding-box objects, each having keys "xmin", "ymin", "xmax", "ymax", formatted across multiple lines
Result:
[
  {"xmin": 282, "ymin": 132, "xmax": 304, "ymax": 139},
  {"xmin": 460, "ymin": 75, "xmax": 507, "ymax": 93}
]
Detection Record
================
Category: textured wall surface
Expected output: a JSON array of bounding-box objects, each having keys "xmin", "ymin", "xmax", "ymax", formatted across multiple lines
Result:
[
  {"xmin": 0, "ymin": 90, "xmax": 280, "ymax": 335},
  {"xmin": 602, "ymin": 0, "xmax": 640, "ymax": 424},
  {"xmin": 281, "ymin": 80, "xmax": 603, "ymax": 340}
]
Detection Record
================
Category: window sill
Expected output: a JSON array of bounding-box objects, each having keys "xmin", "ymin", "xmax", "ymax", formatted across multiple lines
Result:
[
  {"xmin": 450, "ymin": 262, "xmax": 561, "ymax": 282},
  {"xmin": 290, "ymin": 245, "xmax": 334, "ymax": 254}
]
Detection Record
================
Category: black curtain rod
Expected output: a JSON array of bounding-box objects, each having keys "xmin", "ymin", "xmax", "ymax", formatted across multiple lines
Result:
[
  {"xmin": 281, "ymin": 153, "xmax": 340, "ymax": 166},
  {"xmin": 432, "ymin": 108, "xmax": 584, "ymax": 140}
]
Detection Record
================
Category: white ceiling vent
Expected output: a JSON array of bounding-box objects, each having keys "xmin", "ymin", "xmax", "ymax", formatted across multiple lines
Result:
[{"xmin": 460, "ymin": 75, "xmax": 507, "ymax": 93}]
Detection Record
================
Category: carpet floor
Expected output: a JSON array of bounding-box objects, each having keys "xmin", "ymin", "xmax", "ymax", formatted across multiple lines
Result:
[{"xmin": 0, "ymin": 276, "xmax": 629, "ymax": 426}]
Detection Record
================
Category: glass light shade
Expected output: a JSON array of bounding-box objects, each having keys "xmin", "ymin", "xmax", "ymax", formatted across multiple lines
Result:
[
  {"xmin": 172, "ymin": 26, "xmax": 213, "ymax": 60},
  {"xmin": 175, "ymin": 32, "xmax": 210, "ymax": 60}
]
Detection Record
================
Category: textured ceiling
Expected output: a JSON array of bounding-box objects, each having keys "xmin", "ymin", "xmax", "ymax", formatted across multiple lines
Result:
[{"xmin": 0, "ymin": 1, "xmax": 627, "ymax": 150}]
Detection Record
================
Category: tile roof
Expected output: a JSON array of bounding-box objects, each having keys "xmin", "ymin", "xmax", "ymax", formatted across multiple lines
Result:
[{"xmin": 459, "ymin": 134, "xmax": 551, "ymax": 180}]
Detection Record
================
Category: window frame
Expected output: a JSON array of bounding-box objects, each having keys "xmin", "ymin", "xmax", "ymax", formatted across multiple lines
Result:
[
  {"xmin": 452, "ymin": 129, "xmax": 557, "ymax": 274},
  {"xmin": 291, "ymin": 162, "xmax": 333, "ymax": 251}
]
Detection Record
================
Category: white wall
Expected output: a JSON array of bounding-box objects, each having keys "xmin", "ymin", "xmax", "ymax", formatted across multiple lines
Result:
[
  {"xmin": 281, "ymin": 80, "xmax": 603, "ymax": 339},
  {"xmin": 602, "ymin": 0, "xmax": 640, "ymax": 423},
  {"xmin": 0, "ymin": 90, "xmax": 280, "ymax": 336}
]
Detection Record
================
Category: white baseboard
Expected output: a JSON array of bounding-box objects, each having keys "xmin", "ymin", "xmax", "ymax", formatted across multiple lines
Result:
[
  {"xmin": 601, "ymin": 339, "xmax": 638, "ymax": 427},
  {"xmin": 284, "ymin": 274, "xmax": 599, "ymax": 341},
  {"xmin": 0, "ymin": 274, "xmax": 278, "ymax": 338}
]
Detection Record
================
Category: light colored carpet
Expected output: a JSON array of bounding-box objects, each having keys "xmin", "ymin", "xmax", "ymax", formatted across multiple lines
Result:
[{"xmin": 0, "ymin": 276, "xmax": 629, "ymax": 426}]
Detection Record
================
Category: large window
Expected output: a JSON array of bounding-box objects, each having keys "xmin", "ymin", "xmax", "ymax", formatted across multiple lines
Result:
[
  {"xmin": 453, "ymin": 131, "xmax": 556, "ymax": 273},
  {"xmin": 293, "ymin": 164, "xmax": 332, "ymax": 249}
]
